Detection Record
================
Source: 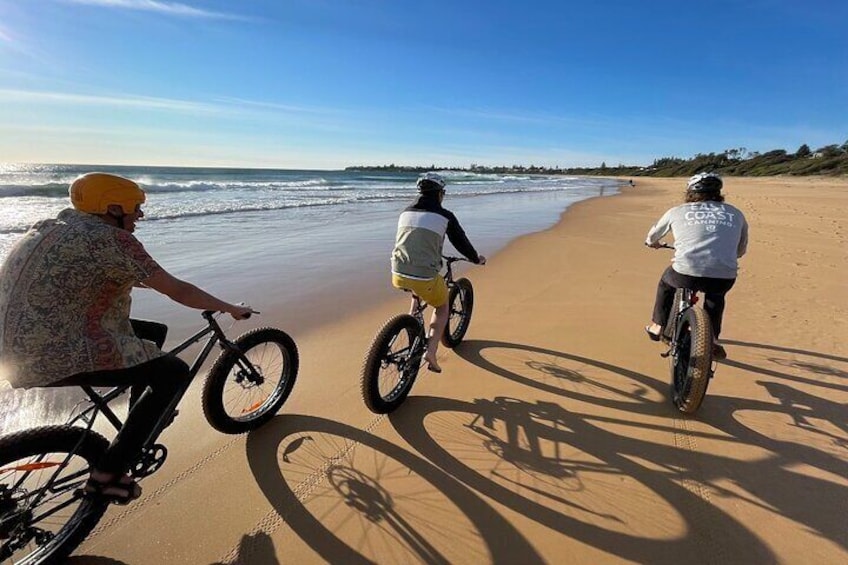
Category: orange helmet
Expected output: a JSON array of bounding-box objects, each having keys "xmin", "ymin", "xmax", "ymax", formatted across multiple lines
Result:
[{"xmin": 69, "ymin": 173, "xmax": 145, "ymax": 215}]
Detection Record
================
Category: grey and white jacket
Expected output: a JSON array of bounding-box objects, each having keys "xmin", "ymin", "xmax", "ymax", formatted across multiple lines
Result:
[
  {"xmin": 646, "ymin": 201, "xmax": 748, "ymax": 279},
  {"xmin": 391, "ymin": 195, "xmax": 481, "ymax": 280}
]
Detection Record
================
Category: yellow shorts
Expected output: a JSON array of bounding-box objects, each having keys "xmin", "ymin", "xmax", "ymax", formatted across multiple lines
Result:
[{"xmin": 392, "ymin": 274, "xmax": 448, "ymax": 307}]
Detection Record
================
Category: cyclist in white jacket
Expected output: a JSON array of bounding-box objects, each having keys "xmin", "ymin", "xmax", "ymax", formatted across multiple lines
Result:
[
  {"xmin": 391, "ymin": 173, "xmax": 486, "ymax": 372},
  {"xmin": 645, "ymin": 173, "xmax": 748, "ymax": 359}
]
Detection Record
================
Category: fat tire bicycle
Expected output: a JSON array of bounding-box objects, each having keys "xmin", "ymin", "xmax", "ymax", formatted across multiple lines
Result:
[
  {"xmin": 361, "ymin": 256, "xmax": 475, "ymax": 414},
  {"xmin": 0, "ymin": 311, "xmax": 298, "ymax": 564},
  {"xmin": 653, "ymin": 243, "xmax": 715, "ymax": 414}
]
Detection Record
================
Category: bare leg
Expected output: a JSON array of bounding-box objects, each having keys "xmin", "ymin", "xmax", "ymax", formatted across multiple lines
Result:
[{"xmin": 424, "ymin": 303, "xmax": 449, "ymax": 372}]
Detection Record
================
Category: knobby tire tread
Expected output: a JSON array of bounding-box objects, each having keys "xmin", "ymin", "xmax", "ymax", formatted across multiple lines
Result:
[{"xmin": 673, "ymin": 307, "xmax": 713, "ymax": 413}]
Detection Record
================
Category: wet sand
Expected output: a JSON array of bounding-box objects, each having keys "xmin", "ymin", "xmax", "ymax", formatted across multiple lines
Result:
[{"xmin": 63, "ymin": 176, "xmax": 847, "ymax": 564}]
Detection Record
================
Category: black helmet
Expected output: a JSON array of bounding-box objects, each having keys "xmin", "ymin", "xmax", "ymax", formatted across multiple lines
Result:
[
  {"xmin": 687, "ymin": 172, "xmax": 723, "ymax": 193},
  {"xmin": 417, "ymin": 172, "xmax": 447, "ymax": 194}
]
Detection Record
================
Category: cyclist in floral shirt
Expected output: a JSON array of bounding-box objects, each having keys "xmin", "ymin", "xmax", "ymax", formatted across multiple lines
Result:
[{"xmin": 0, "ymin": 172, "xmax": 252, "ymax": 503}]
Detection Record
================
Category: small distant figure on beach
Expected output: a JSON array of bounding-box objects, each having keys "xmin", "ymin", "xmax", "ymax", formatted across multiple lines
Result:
[
  {"xmin": 643, "ymin": 172, "xmax": 748, "ymax": 359},
  {"xmin": 390, "ymin": 172, "xmax": 486, "ymax": 373},
  {"xmin": 0, "ymin": 172, "xmax": 253, "ymax": 504},
  {"xmin": 629, "ymin": 179, "xmax": 635, "ymax": 187}
]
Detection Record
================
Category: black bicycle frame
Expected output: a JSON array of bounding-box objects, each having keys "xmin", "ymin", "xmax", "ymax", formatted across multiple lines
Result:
[
  {"xmin": 1, "ymin": 311, "xmax": 249, "ymax": 540},
  {"xmin": 69, "ymin": 310, "xmax": 240, "ymax": 450},
  {"xmin": 662, "ymin": 289, "xmax": 698, "ymax": 359}
]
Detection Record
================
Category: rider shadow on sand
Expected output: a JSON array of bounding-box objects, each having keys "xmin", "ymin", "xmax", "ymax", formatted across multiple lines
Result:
[
  {"xmin": 210, "ymin": 532, "xmax": 280, "ymax": 565},
  {"xmin": 243, "ymin": 414, "xmax": 544, "ymax": 565},
  {"xmin": 436, "ymin": 339, "xmax": 847, "ymax": 556},
  {"xmin": 719, "ymin": 339, "xmax": 848, "ymax": 365},
  {"xmin": 390, "ymin": 393, "xmax": 780, "ymax": 564},
  {"xmin": 454, "ymin": 339, "xmax": 674, "ymax": 416},
  {"xmin": 448, "ymin": 341, "xmax": 848, "ymax": 547},
  {"xmin": 706, "ymin": 339, "xmax": 848, "ymax": 454}
]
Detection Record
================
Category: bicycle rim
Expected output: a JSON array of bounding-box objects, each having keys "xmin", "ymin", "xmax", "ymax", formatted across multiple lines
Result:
[
  {"xmin": 220, "ymin": 339, "xmax": 292, "ymax": 423},
  {"xmin": 378, "ymin": 327, "xmax": 419, "ymax": 403}
]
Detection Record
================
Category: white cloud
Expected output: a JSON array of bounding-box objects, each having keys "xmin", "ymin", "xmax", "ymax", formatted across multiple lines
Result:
[
  {"xmin": 0, "ymin": 88, "xmax": 224, "ymax": 113},
  {"xmin": 213, "ymin": 96, "xmax": 342, "ymax": 116},
  {"xmin": 0, "ymin": 88, "xmax": 357, "ymax": 134},
  {"xmin": 61, "ymin": 0, "xmax": 244, "ymax": 20}
]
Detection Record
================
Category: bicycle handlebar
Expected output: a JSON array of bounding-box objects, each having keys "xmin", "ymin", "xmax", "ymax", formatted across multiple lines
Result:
[
  {"xmin": 645, "ymin": 242, "xmax": 675, "ymax": 250},
  {"xmin": 201, "ymin": 309, "xmax": 256, "ymax": 320}
]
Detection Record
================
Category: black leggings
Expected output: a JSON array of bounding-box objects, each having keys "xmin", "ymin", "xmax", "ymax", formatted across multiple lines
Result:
[
  {"xmin": 52, "ymin": 320, "xmax": 191, "ymax": 475},
  {"xmin": 652, "ymin": 267, "xmax": 736, "ymax": 338}
]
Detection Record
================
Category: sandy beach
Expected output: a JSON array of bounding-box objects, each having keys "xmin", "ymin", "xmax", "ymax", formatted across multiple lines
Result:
[{"xmin": 62, "ymin": 176, "xmax": 847, "ymax": 564}]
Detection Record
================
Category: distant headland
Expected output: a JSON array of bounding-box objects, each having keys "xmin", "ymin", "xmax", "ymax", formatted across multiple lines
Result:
[{"xmin": 346, "ymin": 142, "xmax": 848, "ymax": 177}]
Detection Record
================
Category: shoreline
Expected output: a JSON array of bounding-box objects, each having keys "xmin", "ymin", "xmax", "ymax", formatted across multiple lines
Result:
[{"xmin": 130, "ymin": 180, "xmax": 623, "ymax": 341}]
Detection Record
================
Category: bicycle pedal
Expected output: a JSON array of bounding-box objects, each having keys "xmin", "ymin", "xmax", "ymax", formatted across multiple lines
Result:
[{"xmin": 165, "ymin": 409, "xmax": 179, "ymax": 428}]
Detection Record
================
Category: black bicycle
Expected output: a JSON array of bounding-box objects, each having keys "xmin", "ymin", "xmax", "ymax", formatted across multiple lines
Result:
[
  {"xmin": 361, "ymin": 256, "xmax": 475, "ymax": 414},
  {"xmin": 0, "ymin": 311, "xmax": 298, "ymax": 563},
  {"xmin": 652, "ymin": 243, "xmax": 715, "ymax": 414}
]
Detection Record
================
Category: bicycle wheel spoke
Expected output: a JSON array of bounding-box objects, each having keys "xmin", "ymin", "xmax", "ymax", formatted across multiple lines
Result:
[{"xmin": 219, "ymin": 341, "xmax": 287, "ymax": 420}]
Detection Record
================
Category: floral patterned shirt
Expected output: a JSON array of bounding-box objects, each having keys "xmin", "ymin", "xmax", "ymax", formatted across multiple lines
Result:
[{"xmin": 0, "ymin": 209, "xmax": 164, "ymax": 388}]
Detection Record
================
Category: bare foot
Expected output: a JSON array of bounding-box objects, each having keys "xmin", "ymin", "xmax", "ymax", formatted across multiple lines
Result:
[{"xmin": 424, "ymin": 355, "xmax": 442, "ymax": 373}]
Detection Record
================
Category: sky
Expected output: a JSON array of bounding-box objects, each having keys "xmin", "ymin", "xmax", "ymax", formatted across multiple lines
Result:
[{"xmin": 0, "ymin": 0, "xmax": 846, "ymax": 170}]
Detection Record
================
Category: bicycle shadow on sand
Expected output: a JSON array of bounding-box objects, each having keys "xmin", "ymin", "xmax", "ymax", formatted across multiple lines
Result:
[
  {"xmin": 720, "ymin": 339, "xmax": 848, "ymax": 392},
  {"xmin": 454, "ymin": 339, "xmax": 676, "ymax": 418},
  {"xmin": 720, "ymin": 339, "xmax": 848, "ymax": 365},
  {"xmin": 389, "ymin": 394, "xmax": 778, "ymax": 564},
  {"xmin": 242, "ymin": 414, "xmax": 543, "ymax": 564},
  {"xmin": 433, "ymin": 339, "xmax": 847, "ymax": 555}
]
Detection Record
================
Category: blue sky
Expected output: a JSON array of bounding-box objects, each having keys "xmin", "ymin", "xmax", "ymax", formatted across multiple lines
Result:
[{"xmin": 0, "ymin": 0, "xmax": 845, "ymax": 169}]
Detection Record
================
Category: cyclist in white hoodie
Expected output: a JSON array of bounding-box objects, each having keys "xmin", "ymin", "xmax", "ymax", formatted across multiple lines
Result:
[
  {"xmin": 645, "ymin": 173, "xmax": 748, "ymax": 359},
  {"xmin": 391, "ymin": 173, "xmax": 486, "ymax": 372}
]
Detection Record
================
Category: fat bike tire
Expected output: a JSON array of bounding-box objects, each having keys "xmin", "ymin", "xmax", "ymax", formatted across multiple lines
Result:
[
  {"xmin": 203, "ymin": 328, "xmax": 299, "ymax": 434},
  {"xmin": 361, "ymin": 315, "xmax": 424, "ymax": 414},
  {"xmin": 0, "ymin": 426, "xmax": 110, "ymax": 564},
  {"xmin": 441, "ymin": 278, "xmax": 474, "ymax": 348},
  {"xmin": 669, "ymin": 307, "xmax": 714, "ymax": 414}
]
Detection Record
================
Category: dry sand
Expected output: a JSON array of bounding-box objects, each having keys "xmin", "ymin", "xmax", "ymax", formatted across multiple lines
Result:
[{"xmin": 70, "ymin": 176, "xmax": 847, "ymax": 564}]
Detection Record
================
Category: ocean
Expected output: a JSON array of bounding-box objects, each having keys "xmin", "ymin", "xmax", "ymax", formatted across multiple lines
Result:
[{"xmin": 0, "ymin": 163, "xmax": 622, "ymax": 431}]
